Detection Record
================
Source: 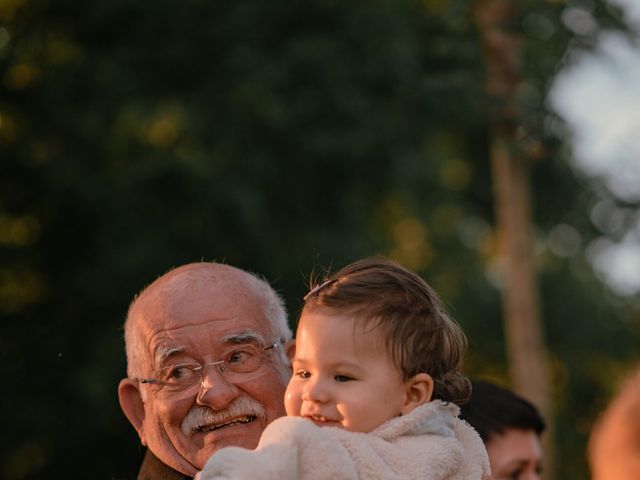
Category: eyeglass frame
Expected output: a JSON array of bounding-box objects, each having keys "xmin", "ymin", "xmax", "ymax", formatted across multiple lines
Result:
[{"xmin": 136, "ymin": 337, "xmax": 286, "ymax": 390}]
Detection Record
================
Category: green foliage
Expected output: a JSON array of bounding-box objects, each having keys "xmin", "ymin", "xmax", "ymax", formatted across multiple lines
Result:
[{"xmin": 1, "ymin": 0, "xmax": 637, "ymax": 478}]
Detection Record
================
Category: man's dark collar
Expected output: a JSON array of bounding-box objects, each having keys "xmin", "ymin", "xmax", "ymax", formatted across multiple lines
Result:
[{"xmin": 137, "ymin": 449, "xmax": 192, "ymax": 480}]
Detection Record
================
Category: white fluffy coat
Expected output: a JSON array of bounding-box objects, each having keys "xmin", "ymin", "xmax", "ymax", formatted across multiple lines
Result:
[{"xmin": 199, "ymin": 400, "xmax": 491, "ymax": 480}]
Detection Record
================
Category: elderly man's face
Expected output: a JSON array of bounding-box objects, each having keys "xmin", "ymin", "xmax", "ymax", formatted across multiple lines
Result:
[{"xmin": 120, "ymin": 267, "xmax": 289, "ymax": 476}]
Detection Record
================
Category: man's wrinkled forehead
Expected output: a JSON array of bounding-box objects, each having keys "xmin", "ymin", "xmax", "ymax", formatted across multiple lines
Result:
[
  {"xmin": 129, "ymin": 262, "xmax": 271, "ymax": 354},
  {"xmin": 148, "ymin": 262, "xmax": 259, "ymax": 298},
  {"xmin": 132, "ymin": 269, "xmax": 263, "ymax": 326}
]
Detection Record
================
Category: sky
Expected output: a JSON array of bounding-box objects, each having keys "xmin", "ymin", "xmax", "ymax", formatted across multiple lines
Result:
[{"xmin": 549, "ymin": 0, "xmax": 640, "ymax": 297}]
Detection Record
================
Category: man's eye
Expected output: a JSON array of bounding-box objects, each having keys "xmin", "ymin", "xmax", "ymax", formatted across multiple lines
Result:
[
  {"xmin": 227, "ymin": 350, "xmax": 250, "ymax": 364},
  {"xmin": 334, "ymin": 375, "xmax": 353, "ymax": 382},
  {"xmin": 225, "ymin": 346, "xmax": 259, "ymax": 366},
  {"xmin": 165, "ymin": 365, "xmax": 196, "ymax": 381}
]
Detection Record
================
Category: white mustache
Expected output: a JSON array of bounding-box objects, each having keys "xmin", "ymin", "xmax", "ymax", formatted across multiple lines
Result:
[{"xmin": 181, "ymin": 397, "xmax": 267, "ymax": 437}]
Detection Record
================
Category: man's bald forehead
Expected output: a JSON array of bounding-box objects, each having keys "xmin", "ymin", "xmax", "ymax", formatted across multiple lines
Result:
[
  {"xmin": 159, "ymin": 262, "xmax": 254, "ymax": 281},
  {"xmin": 124, "ymin": 263, "xmax": 260, "ymax": 370},
  {"xmin": 123, "ymin": 261, "xmax": 290, "ymax": 379},
  {"xmin": 131, "ymin": 262, "xmax": 260, "ymax": 308},
  {"xmin": 145, "ymin": 262, "xmax": 256, "ymax": 291}
]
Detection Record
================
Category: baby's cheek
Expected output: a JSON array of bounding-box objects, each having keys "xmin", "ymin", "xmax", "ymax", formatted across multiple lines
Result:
[{"xmin": 283, "ymin": 382, "xmax": 302, "ymax": 416}]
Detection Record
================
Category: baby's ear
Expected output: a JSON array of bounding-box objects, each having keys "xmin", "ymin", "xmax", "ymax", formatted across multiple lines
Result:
[{"xmin": 400, "ymin": 373, "xmax": 434, "ymax": 415}]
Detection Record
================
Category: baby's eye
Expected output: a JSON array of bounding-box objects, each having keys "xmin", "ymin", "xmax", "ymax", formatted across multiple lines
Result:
[
  {"xmin": 334, "ymin": 374, "xmax": 353, "ymax": 382},
  {"xmin": 295, "ymin": 370, "xmax": 311, "ymax": 379}
]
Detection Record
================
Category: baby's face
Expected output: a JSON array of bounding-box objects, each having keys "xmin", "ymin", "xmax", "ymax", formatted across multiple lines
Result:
[{"xmin": 284, "ymin": 308, "xmax": 409, "ymax": 433}]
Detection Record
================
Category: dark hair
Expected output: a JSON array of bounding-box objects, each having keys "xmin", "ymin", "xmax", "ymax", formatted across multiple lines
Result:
[
  {"xmin": 302, "ymin": 257, "xmax": 471, "ymax": 405},
  {"xmin": 459, "ymin": 380, "xmax": 546, "ymax": 442}
]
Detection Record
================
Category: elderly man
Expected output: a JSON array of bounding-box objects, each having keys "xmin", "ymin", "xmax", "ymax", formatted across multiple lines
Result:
[{"xmin": 118, "ymin": 262, "xmax": 293, "ymax": 479}]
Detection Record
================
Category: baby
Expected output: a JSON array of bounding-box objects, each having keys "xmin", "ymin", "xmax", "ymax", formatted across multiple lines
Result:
[{"xmin": 199, "ymin": 258, "xmax": 490, "ymax": 479}]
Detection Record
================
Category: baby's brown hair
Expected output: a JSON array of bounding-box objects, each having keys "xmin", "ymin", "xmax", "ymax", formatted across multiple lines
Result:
[{"xmin": 302, "ymin": 257, "xmax": 471, "ymax": 405}]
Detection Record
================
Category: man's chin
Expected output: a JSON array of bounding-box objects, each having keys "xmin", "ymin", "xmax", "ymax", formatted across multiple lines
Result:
[
  {"xmin": 153, "ymin": 448, "xmax": 200, "ymax": 478},
  {"xmin": 185, "ymin": 420, "xmax": 264, "ymax": 467}
]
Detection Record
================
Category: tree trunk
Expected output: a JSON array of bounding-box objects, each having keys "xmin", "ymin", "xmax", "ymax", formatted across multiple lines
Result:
[{"xmin": 473, "ymin": 0, "xmax": 554, "ymax": 477}]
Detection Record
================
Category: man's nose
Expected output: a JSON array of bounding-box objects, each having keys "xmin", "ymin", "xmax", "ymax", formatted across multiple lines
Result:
[{"xmin": 195, "ymin": 365, "xmax": 240, "ymax": 409}]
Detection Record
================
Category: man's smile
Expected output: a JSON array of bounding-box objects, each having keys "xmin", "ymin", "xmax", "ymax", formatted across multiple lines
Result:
[{"xmin": 194, "ymin": 415, "xmax": 258, "ymax": 434}]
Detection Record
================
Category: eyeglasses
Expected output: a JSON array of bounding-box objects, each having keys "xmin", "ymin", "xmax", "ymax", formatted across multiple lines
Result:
[{"xmin": 138, "ymin": 338, "xmax": 285, "ymax": 393}]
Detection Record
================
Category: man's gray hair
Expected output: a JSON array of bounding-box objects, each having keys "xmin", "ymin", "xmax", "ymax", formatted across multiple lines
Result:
[{"xmin": 250, "ymin": 272, "xmax": 291, "ymax": 342}]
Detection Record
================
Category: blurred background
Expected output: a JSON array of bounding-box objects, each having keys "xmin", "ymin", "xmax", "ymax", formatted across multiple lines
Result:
[{"xmin": 1, "ymin": 0, "xmax": 639, "ymax": 478}]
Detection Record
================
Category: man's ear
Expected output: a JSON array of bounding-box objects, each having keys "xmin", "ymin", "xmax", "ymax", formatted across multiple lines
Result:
[
  {"xmin": 400, "ymin": 373, "xmax": 434, "ymax": 415},
  {"xmin": 285, "ymin": 339, "xmax": 296, "ymax": 362},
  {"xmin": 118, "ymin": 378, "xmax": 147, "ymax": 445}
]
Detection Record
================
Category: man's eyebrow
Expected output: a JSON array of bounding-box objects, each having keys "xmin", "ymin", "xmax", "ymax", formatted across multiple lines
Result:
[
  {"xmin": 221, "ymin": 331, "xmax": 265, "ymax": 345},
  {"xmin": 154, "ymin": 345, "xmax": 186, "ymax": 367},
  {"xmin": 152, "ymin": 332, "xmax": 266, "ymax": 367}
]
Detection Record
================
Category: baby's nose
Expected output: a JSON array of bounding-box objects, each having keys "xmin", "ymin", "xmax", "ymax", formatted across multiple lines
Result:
[{"xmin": 302, "ymin": 377, "xmax": 331, "ymax": 403}]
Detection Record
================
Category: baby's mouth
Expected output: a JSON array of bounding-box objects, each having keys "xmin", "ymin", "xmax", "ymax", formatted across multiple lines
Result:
[
  {"xmin": 304, "ymin": 414, "xmax": 340, "ymax": 426},
  {"xmin": 195, "ymin": 415, "xmax": 257, "ymax": 433}
]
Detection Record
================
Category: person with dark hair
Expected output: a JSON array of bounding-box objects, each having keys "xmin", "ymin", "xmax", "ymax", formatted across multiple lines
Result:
[
  {"xmin": 198, "ymin": 258, "xmax": 490, "ymax": 479},
  {"xmin": 459, "ymin": 380, "xmax": 545, "ymax": 480}
]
